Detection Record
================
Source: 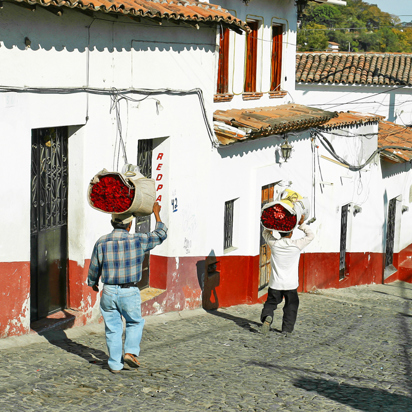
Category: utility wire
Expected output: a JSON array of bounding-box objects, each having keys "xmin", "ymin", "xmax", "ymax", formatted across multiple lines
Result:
[
  {"xmin": 0, "ymin": 85, "xmax": 219, "ymax": 150},
  {"xmin": 314, "ymin": 130, "xmax": 412, "ymax": 171}
]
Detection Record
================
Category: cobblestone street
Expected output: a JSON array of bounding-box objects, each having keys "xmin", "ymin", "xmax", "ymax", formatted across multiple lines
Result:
[{"xmin": 0, "ymin": 281, "xmax": 411, "ymax": 411}]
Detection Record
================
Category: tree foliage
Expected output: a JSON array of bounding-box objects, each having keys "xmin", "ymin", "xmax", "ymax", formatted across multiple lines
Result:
[{"xmin": 297, "ymin": 0, "xmax": 412, "ymax": 53}]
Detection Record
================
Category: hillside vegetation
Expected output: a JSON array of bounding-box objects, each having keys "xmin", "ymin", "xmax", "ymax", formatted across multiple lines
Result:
[{"xmin": 297, "ymin": 0, "xmax": 412, "ymax": 53}]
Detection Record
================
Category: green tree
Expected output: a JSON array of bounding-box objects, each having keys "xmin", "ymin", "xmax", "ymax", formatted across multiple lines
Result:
[
  {"xmin": 297, "ymin": 0, "xmax": 412, "ymax": 53},
  {"xmin": 297, "ymin": 23, "xmax": 329, "ymax": 52}
]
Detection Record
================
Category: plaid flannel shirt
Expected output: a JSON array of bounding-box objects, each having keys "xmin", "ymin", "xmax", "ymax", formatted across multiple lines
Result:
[{"xmin": 87, "ymin": 222, "xmax": 167, "ymax": 286}]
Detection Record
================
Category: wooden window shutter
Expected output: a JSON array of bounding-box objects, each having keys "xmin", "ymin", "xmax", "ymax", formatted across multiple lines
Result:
[
  {"xmin": 217, "ymin": 27, "xmax": 230, "ymax": 94},
  {"xmin": 244, "ymin": 21, "xmax": 258, "ymax": 92},
  {"xmin": 271, "ymin": 25, "xmax": 283, "ymax": 92}
]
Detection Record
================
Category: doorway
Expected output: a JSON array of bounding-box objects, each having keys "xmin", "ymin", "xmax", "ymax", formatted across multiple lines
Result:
[
  {"xmin": 259, "ymin": 183, "xmax": 279, "ymax": 291},
  {"xmin": 385, "ymin": 197, "xmax": 397, "ymax": 268},
  {"xmin": 339, "ymin": 204, "xmax": 349, "ymax": 280},
  {"xmin": 135, "ymin": 138, "xmax": 153, "ymax": 290},
  {"xmin": 30, "ymin": 127, "xmax": 68, "ymax": 322}
]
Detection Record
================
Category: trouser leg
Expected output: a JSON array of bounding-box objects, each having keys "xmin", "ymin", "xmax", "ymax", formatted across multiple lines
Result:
[
  {"xmin": 282, "ymin": 289, "xmax": 299, "ymax": 333},
  {"xmin": 261, "ymin": 288, "xmax": 283, "ymax": 323},
  {"xmin": 119, "ymin": 288, "xmax": 145, "ymax": 356},
  {"xmin": 100, "ymin": 286, "xmax": 124, "ymax": 371}
]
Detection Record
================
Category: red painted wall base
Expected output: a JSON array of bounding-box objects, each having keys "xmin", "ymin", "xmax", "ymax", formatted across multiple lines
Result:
[
  {"xmin": 3, "ymin": 242, "xmax": 412, "ymax": 338},
  {"xmin": 0, "ymin": 262, "xmax": 30, "ymax": 338}
]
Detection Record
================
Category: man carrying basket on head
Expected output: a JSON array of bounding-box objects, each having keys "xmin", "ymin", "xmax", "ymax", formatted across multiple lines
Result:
[
  {"xmin": 88, "ymin": 202, "xmax": 167, "ymax": 373},
  {"xmin": 260, "ymin": 214, "xmax": 314, "ymax": 336}
]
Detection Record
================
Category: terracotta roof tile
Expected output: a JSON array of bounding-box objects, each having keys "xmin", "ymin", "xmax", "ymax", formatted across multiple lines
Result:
[
  {"xmin": 296, "ymin": 52, "xmax": 412, "ymax": 86},
  {"xmin": 378, "ymin": 121, "xmax": 412, "ymax": 162},
  {"xmin": 319, "ymin": 111, "xmax": 383, "ymax": 129},
  {"xmin": 213, "ymin": 104, "xmax": 337, "ymax": 145},
  {"xmin": 12, "ymin": 0, "xmax": 248, "ymax": 33}
]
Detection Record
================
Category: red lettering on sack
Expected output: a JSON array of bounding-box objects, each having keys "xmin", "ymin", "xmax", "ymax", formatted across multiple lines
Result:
[
  {"xmin": 156, "ymin": 195, "xmax": 162, "ymax": 202},
  {"xmin": 157, "ymin": 184, "xmax": 163, "ymax": 191},
  {"xmin": 157, "ymin": 153, "xmax": 163, "ymax": 160},
  {"xmin": 156, "ymin": 174, "xmax": 163, "ymax": 181},
  {"xmin": 156, "ymin": 164, "xmax": 163, "ymax": 171}
]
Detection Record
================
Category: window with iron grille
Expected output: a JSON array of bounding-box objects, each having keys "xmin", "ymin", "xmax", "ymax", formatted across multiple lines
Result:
[
  {"xmin": 224, "ymin": 200, "xmax": 235, "ymax": 250},
  {"xmin": 385, "ymin": 198, "xmax": 397, "ymax": 268},
  {"xmin": 339, "ymin": 204, "xmax": 349, "ymax": 280}
]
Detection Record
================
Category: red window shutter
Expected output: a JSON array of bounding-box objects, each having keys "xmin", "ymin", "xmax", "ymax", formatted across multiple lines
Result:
[
  {"xmin": 217, "ymin": 27, "xmax": 230, "ymax": 94},
  {"xmin": 244, "ymin": 21, "xmax": 258, "ymax": 92},
  {"xmin": 271, "ymin": 25, "xmax": 283, "ymax": 92}
]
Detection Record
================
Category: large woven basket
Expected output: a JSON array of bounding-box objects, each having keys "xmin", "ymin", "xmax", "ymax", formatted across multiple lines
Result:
[
  {"xmin": 261, "ymin": 189, "xmax": 310, "ymax": 233},
  {"xmin": 88, "ymin": 169, "xmax": 156, "ymax": 217}
]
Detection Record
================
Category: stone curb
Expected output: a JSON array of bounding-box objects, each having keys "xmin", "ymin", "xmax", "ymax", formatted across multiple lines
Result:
[{"xmin": 0, "ymin": 306, "xmax": 212, "ymax": 350}]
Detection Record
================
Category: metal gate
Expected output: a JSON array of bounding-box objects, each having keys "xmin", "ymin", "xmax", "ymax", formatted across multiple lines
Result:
[
  {"xmin": 339, "ymin": 204, "xmax": 349, "ymax": 280},
  {"xmin": 135, "ymin": 139, "xmax": 153, "ymax": 290},
  {"xmin": 30, "ymin": 127, "xmax": 68, "ymax": 321},
  {"xmin": 385, "ymin": 198, "xmax": 397, "ymax": 268}
]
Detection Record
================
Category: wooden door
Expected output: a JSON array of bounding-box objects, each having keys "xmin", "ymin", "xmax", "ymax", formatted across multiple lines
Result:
[{"xmin": 259, "ymin": 183, "xmax": 275, "ymax": 290}]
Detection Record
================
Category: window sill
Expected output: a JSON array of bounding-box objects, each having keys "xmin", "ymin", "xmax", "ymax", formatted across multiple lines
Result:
[
  {"xmin": 214, "ymin": 93, "xmax": 234, "ymax": 102},
  {"xmin": 269, "ymin": 90, "xmax": 288, "ymax": 99},
  {"xmin": 224, "ymin": 246, "xmax": 238, "ymax": 254},
  {"xmin": 242, "ymin": 92, "xmax": 263, "ymax": 101}
]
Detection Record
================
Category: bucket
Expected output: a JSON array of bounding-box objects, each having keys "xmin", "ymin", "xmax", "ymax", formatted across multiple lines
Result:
[
  {"xmin": 261, "ymin": 188, "xmax": 310, "ymax": 233},
  {"xmin": 88, "ymin": 168, "xmax": 156, "ymax": 217}
]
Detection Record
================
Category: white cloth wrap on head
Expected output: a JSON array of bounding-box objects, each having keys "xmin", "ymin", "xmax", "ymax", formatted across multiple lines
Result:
[{"xmin": 111, "ymin": 213, "xmax": 134, "ymax": 224}]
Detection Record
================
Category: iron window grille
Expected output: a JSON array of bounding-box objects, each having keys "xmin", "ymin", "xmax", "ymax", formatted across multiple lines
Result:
[{"xmin": 224, "ymin": 200, "xmax": 235, "ymax": 250}]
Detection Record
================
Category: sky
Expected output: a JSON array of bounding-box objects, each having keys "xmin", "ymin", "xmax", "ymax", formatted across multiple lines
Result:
[{"xmin": 366, "ymin": 0, "xmax": 412, "ymax": 21}]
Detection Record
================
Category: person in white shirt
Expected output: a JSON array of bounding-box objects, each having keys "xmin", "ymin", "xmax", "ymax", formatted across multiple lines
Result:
[{"xmin": 261, "ymin": 215, "xmax": 314, "ymax": 336}]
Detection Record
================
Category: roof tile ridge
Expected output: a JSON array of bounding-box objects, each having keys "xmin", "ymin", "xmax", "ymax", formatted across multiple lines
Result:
[
  {"xmin": 404, "ymin": 56, "xmax": 412, "ymax": 84},
  {"xmin": 308, "ymin": 54, "xmax": 319, "ymax": 83},
  {"xmin": 302, "ymin": 54, "xmax": 313, "ymax": 83},
  {"xmin": 296, "ymin": 54, "xmax": 306, "ymax": 82},
  {"xmin": 391, "ymin": 54, "xmax": 401, "ymax": 85},
  {"xmin": 348, "ymin": 54, "xmax": 358, "ymax": 84},
  {"xmin": 317, "ymin": 53, "xmax": 327, "ymax": 83},
  {"xmin": 328, "ymin": 54, "xmax": 340, "ymax": 84},
  {"xmin": 335, "ymin": 54, "xmax": 345, "ymax": 84}
]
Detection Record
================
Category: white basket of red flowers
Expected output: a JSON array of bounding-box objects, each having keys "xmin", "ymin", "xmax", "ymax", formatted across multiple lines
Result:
[
  {"xmin": 261, "ymin": 189, "xmax": 310, "ymax": 233},
  {"xmin": 88, "ymin": 168, "xmax": 156, "ymax": 217}
]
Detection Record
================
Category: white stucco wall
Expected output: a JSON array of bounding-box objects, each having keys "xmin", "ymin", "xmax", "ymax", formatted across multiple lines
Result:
[
  {"xmin": 3, "ymin": 0, "xmax": 412, "ymax": 272},
  {"xmin": 213, "ymin": 0, "xmax": 297, "ymax": 110},
  {"xmin": 0, "ymin": 3, "xmax": 217, "ymax": 264}
]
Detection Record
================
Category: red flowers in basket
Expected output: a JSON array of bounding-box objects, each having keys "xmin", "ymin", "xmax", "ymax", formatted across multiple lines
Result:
[
  {"xmin": 261, "ymin": 204, "xmax": 297, "ymax": 232},
  {"xmin": 90, "ymin": 175, "xmax": 135, "ymax": 213}
]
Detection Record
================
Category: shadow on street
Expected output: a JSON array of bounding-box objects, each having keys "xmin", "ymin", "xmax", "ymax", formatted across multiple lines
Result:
[
  {"xmin": 40, "ymin": 329, "xmax": 109, "ymax": 370},
  {"xmin": 293, "ymin": 377, "xmax": 412, "ymax": 411},
  {"xmin": 205, "ymin": 309, "xmax": 261, "ymax": 333}
]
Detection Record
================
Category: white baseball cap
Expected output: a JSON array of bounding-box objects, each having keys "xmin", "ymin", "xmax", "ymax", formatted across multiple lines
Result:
[{"xmin": 111, "ymin": 213, "xmax": 134, "ymax": 224}]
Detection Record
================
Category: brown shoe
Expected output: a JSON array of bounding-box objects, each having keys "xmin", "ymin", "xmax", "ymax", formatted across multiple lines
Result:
[{"xmin": 124, "ymin": 353, "xmax": 140, "ymax": 368}]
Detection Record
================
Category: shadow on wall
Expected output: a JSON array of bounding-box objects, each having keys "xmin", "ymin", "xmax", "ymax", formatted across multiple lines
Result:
[
  {"xmin": 196, "ymin": 250, "xmax": 220, "ymax": 310},
  {"xmin": 1, "ymin": 5, "xmax": 214, "ymax": 53},
  {"xmin": 293, "ymin": 377, "xmax": 412, "ymax": 411}
]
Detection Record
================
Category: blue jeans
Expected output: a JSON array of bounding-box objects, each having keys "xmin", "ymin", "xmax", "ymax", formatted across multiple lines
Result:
[{"xmin": 100, "ymin": 284, "xmax": 145, "ymax": 371}]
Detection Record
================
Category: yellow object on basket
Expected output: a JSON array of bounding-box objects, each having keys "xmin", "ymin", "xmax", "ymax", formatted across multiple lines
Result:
[{"xmin": 280, "ymin": 188, "xmax": 303, "ymax": 208}]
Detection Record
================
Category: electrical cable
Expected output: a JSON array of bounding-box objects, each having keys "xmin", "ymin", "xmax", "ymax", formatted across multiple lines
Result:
[
  {"xmin": 0, "ymin": 85, "xmax": 218, "ymax": 148},
  {"xmin": 314, "ymin": 130, "xmax": 412, "ymax": 171}
]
